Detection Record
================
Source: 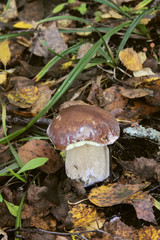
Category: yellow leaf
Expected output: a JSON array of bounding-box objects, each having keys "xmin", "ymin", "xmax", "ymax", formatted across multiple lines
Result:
[
  {"xmin": 0, "ymin": 72, "xmax": 7, "ymax": 84},
  {"xmin": 7, "ymin": 86, "xmax": 38, "ymax": 108},
  {"xmin": 69, "ymin": 203, "xmax": 105, "ymax": 237},
  {"xmin": 0, "ymin": 40, "xmax": 11, "ymax": 69},
  {"xmin": 89, "ymin": 183, "xmax": 148, "ymax": 207},
  {"xmin": 13, "ymin": 21, "xmax": 34, "ymax": 29},
  {"xmin": 61, "ymin": 55, "xmax": 75, "ymax": 69},
  {"xmin": 119, "ymin": 48, "xmax": 142, "ymax": 71}
]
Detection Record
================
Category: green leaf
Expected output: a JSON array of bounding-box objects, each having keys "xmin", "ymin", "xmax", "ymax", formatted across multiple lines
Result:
[
  {"xmin": 53, "ymin": 3, "xmax": 67, "ymax": 13},
  {"xmin": 153, "ymin": 198, "xmax": 160, "ymax": 210},
  {"xmin": 76, "ymin": 3, "xmax": 87, "ymax": 15},
  {"xmin": 4, "ymin": 200, "xmax": 19, "ymax": 217},
  {"xmin": 17, "ymin": 158, "xmax": 48, "ymax": 174},
  {"xmin": 0, "ymin": 193, "xmax": 3, "ymax": 202}
]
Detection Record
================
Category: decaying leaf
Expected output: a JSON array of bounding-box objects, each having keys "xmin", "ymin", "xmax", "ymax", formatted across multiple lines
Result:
[
  {"xmin": 119, "ymin": 48, "xmax": 142, "ymax": 71},
  {"xmin": 0, "ymin": 40, "xmax": 11, "ymax": 69},
  {"xmin": 120, "ymin": 87, "xmax": 152, "ymax": 99},
  {"xmin": 69, "ymin": 203, "xmax": 105, "ymax": 230},
  {"xmin": 103, "ymin": 218, "xmax": 160, "ymax": 240},
  {"xmin": 127, "ymin": 191, "xmax": 156, "ymax": 224},
  {"xmin": 30, "ymin": 22, "xmax": 67, "ymax": 58},
  {"xmin": 7, "ymin": 86, "xmax": 38, "ymax": 108},
  {"xmin": 89, "ymin": 183, "xmax": 148, "ymax": 207},
  {"xmin": 31, "ymin": 85, "xmax": 54, "ymax": 114},
  {"xmin": 18, "ymin": 139, "xmax": 63, "ymax": 174}
]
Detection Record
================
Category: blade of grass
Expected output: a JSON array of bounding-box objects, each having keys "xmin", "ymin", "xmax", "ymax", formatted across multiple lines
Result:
[
  {"xmin": 34, "ymin": 42, "xmax": 82, "ymax": 82},
  {"xmin": 115, "ymin": 8, "xmax": 154, "ymax": 62},
  {"xmin": 5, "ymin": 0, "xmax": 12, "ymax": 10},
  {"xmin": 0, "ymin": 21, "xmax": 130, "ymax": 144},
  {"xmin": 94, "ymin": 0, "xmax": 131, "ymax": 18},
  {"xmin": 0, "ymin": 31, "xmax": 34, "ymax": 41},
  {"xmin": 5, "ymin": 168, "xmax": 27, "ymax": 183},
  {"xmin": 15, "ymin": 192, "xmax": 26, "ymax": 240},
  {"xmin": 134, "ymin": 0, "xmax": 153, "ymax": 11}
]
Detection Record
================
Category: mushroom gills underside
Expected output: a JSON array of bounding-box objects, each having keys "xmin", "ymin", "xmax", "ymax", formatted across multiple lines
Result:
[{"xmin": 65, "ymin": 143, "xmax": 110, "ymax": 187}]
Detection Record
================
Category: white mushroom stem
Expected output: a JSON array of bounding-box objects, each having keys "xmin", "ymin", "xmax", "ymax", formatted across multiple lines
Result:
[{"xmin": 65, "ymin": 143, "xmax": 110, "ymax": 187}]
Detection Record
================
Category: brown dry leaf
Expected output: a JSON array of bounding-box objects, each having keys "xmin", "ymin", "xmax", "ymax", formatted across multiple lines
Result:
[
  {"xmin": 27, "ymin": 185, "xmax": 47, "ymax": 204},
  {"xmin": 103, "ymin": 218, "xmax": 160, "ymax": 240},
  {"xmin": 102, "ymin": 86, "xmax": 128, "ymax": 112},
  {"xmin": 126, "ymin": 191, "xmax": 156, "ymax": 224},
  {"xmin": 104, "ymin": 218, "xmax": 138, "ymax": 240},
  {"xmin": 119, "ymin": 48, "xmax": 142, "ymax": 71},
  {"xmin": 30, "ymin": 215, "xmax": 56, "ymax": 231},
  {"xmin": 77, "ymin": 42, "xmax": 93, "ymax": 59},
  {"xmin": 69, "ymin": 203, "xmax": 105, "ymax": 231},
  {"xmin": 21, "ymin": 203, "xmax": 34, "ymax": 219},
  {"xmin": 120, "ymin": 87, "xmax": 152, "ymax": 99},
  {"xmin": 89, "ymin": 183, "xmax": 147, "ymax": 207},
  {"xmin": 18, "ymin": 139, "xmax": 63, "ymax": 174},
  {"xmin": 31, "ymin": 85, "xmax": 54, "ymax": 114},
  {"xmin": 31, "ymin": 22, "xmax": 67, "ymax": 58},
  {"xmin": 0, "ymin": 40, "xmax": 11, "ymax": 69},
  {"xmin": 7, "ymin": 86, "xmax": 38, "ymax": 108},
  {"xmin": 118, "ymin": 99, "xmax": 160, "ymax": 122},
  {"xmin": 126, "ymin": 74, "xmax": 160, "ymax": 88}
]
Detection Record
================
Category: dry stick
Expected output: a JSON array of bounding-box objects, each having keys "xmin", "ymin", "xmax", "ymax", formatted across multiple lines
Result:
[{"xmin": 6, "ymin": 228, "xmax": 125, "ymax": 240}]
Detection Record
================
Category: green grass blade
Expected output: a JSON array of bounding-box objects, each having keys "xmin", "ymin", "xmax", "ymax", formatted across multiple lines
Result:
[
  {"xmin": 34, "ymin": 42, "xmax": 82, "ymax": 82},
  {"xmin": 0, "ymin": 21, "xmax": 129, "ymax": 144},
  {"xmin": 94, "ymin": 0, "xmax": 130, "ymax": 18},
  {"xmin": 116, "ymin": 8, "xmax": 154, "ymax": 62},
  {"xmin": 15, "ymin": 191, "xmax": 26, "ymax": 240},
  {"xmin": 0, "ymin": 31, "xmax": 34, "ymax": 41},
  {"xmin": 5, "ymin": 168, "xmax": 26, "ymax": 182}
]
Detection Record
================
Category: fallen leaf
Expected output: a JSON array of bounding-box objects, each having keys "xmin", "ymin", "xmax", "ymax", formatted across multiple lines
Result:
[
  {"xmin": 18, "ymin": 139, "xmax": 63, "ymax": 174},
  {"xmin": 77, "ymin": 43, "xmax": 93, "ymax": 59},
  {"xmin": 0, "ymin": 40, "xmax": 11, "ymax": 69},
  {"xmin": 0, "ymin": 72, "xmax": 7, "ymax": 85},
  {"xmin": 30, "ymin": 22, "xmax": 67, "ymax": 58},
  {"xmin": 13, "ymin": 21, "xmax": 34, "ymax": 29},
  {"xmin": 133, "ymin": 68, "xmax": 155, "ymax": 77},
  {"xmin": 120, "ymin": 87, "xmax": 152, "ymax": 98},
  {"xmin": 31, "ymin": 85, "xmax": 54, "ymax": 114},
  {"xmin": 89, "ymin": 183, "xmax": 147, "ymax": 207},
  {"xmin": 119, "ymin": 48, "xmax": 142, "ymax": 71},
  {"xmin": 7, "ymin": 86, "xmax": 38, "ymax": 108},
  {"xmin": 127, "ymin": 191, "xmax": 156, "ymax": 224},
  {"xmin": 68, "ymin": 203, "xmax": 105, "ymax": 234},
  {"xmin": 103, "ymin": 218, "xmax": 160, "ymax": 240},
  {"xmin": 102, "ymin": 86, "xmax": 128, "ymax": 112}
]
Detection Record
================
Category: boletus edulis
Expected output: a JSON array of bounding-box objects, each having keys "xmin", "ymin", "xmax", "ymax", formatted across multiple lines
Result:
[{"xmin": 47, "ymin": 105, "xmax": 120, "ymax": 187}]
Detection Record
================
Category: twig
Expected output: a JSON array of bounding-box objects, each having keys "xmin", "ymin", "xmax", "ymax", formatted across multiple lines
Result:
[{"xmin": 6, "ymin": 228, "xmax": 125, "ymax": 240}]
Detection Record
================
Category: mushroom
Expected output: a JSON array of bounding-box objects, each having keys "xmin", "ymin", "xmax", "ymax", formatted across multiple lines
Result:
[{"xmin": 47, "ymin": 105, "xmax": 120, "ymax": 187}]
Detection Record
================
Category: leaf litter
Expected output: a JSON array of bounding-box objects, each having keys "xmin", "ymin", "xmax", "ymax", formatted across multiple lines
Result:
[{"xmin": 0, "ymin": 0, "xmax": 160, "ymax": 239}]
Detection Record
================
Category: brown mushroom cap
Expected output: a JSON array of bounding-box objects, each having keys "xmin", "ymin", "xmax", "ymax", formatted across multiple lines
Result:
[{"xmin": 47, "ymin": 105, "xmax": 120, "ymax": 150}]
